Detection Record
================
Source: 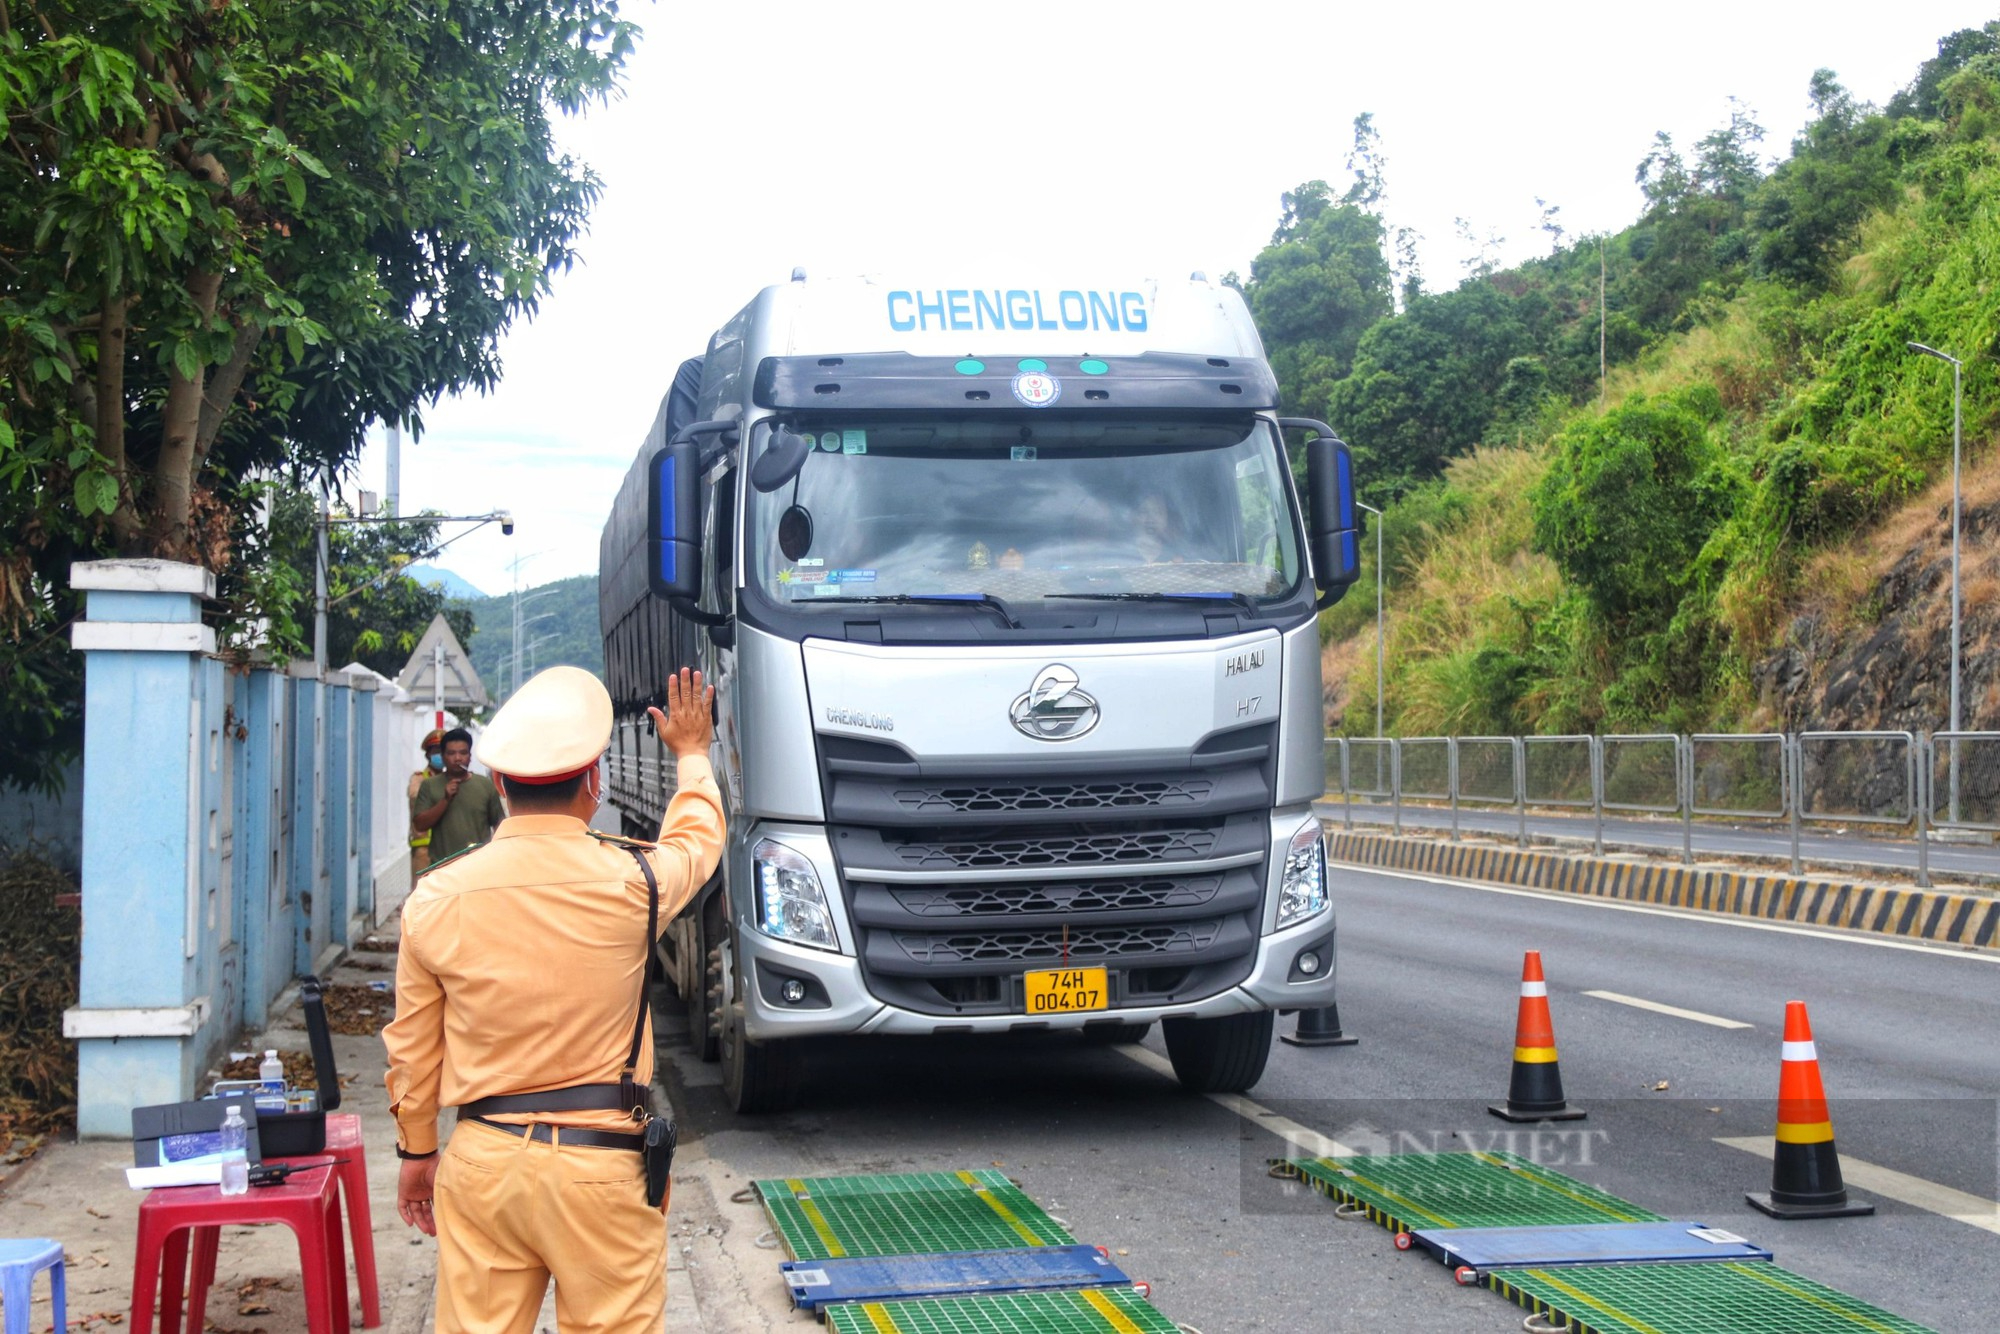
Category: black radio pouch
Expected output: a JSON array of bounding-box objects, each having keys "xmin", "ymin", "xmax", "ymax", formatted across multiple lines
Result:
[
  {"xmin": 642, "ymin": 1115, "xmax": 677, "ymax": 1206},
  {"xmin": 623, "ymin": 847, "xmax": 677, "ymax": 1207}
]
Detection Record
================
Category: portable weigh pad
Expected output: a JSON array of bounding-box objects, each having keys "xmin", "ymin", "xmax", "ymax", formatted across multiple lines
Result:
[
  {"xmin": 1409, "ymin": 1221, "xmax": 1771, "ymax": 1271},
  {"xmin": 1485, "ymin": 1261, "xmax": 1938, "ymax": 1334},
  {"xmin": 822, "ymin": 1286, "xmax": 1178, "ymax": 1334},
  {"xmin": 782, "ymin": 1246, "xmax": 1131, "ymax": 1313},
  {"xmin": 1283, "ymin": 1151, "xmax": 1665, "ymax": 1233},
  {"xmin": 756, "ymin": 1170, "xmax": 1075, "ymax": 1260}
]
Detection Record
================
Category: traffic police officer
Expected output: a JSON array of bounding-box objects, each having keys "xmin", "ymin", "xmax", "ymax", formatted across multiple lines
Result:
[{"xmin": 384, "ymin": 665, "xmax": 724, "ymax": 1334}]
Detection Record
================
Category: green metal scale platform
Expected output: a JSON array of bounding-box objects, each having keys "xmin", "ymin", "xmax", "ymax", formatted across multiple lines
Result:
[
  {"xmin": 1281, "ymin": 1151, "xmax": 1664, "ymax": 1233},
  {"xmin": 756, "ymin": 1170, "xmax": 1076, "ymax": 1261},
  {"xmin": 1485, "ymin": 1261, "xmax": 1938, "ymax": 1334},
  {"xmin": 823, "ymin": 1287, "xmax": 1178, "ymax": 1334}
]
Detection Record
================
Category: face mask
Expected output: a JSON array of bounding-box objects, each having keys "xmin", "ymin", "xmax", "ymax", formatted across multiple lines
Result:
[{"xmin": 427, "ymin": 753, "xmax": 444, "ymax": 771}]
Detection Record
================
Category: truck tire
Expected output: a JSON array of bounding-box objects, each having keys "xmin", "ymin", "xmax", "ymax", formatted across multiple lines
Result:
[
  {"xmin": 719, "ymin": 932, "xmax": 803, "ymax": 1113},
  {"xmin": 689, "ymin": 893, "xmax": 722, "ymax": 1063},
  {"xmin": 1161, "ymin": 1010, "xmax": 1274, "ymax": 1093},
  {"xmin": 1081, "ymin": 1022, "xmax": 1153, "ymax": 1045}
]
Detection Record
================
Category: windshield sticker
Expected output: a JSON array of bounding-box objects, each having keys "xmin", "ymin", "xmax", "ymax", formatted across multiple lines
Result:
[
  {"xmin": 815, "ymin": 433, "xmax": 841, "ymax": 452},
  {"xmin": 842, "ymin": 430, "xmax": 868, "ymax": 455},
  {"xmin": 1012, "ymin": 372, "xmax": 1061, "ymax": 408},
  {"xmin": 777, "ymin": 568, "xmax": 826, "ymax": 586},
  {"xmin": 797, "ymin": 557, "xmax": 825, "ymax": 568},
  {"xmin": 831, "ymin": 569, "xmax": 876, "ymax": 582},
  {"xmin": 1235, "ymin": 455, "xmax": 1266, "ymax": 477},
  {"xmin": 1010, "ymin": 445, "xmax": 1037, "ymax": 462}
]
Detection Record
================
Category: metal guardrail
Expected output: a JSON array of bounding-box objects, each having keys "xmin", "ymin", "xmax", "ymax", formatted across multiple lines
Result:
[{"xmin": 1323, "ymin": 730, "xmax": 1991, "ymax": 888}]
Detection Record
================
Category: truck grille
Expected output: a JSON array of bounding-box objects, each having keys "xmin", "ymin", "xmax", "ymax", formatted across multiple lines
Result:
[
  {"xmin": 892, "ymin": 920, "xmax": 1224, "ymax": 966},
  {"xmin": 887, "ymin": 876, "xmax": 1223, "ymax": 918},
  {"xmin": 887, "ymin": 827, "xmax": 1219, "ymax": 870},
  {"xmin": 890, "ymin": 778, "xmax": 1214, "ymax": 815},
  {"xmin": 832, "ymin": 765, "xmax": 1274, "ymax": 1017}
]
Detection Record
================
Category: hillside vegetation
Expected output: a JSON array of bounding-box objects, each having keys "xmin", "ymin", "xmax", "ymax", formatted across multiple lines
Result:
[
  {"xmin": 456, "ymin": 573, "xmax": 603, "ymax": 704},
  {"xmin": 1276, "ymin": 25, "xmax": 2000, "ymax": 739}
]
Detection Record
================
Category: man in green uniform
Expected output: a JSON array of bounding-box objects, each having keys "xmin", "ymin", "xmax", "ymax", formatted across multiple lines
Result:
[{"xmin": 411, "ymin": 727, "xmax": 506, "ymax": 865}]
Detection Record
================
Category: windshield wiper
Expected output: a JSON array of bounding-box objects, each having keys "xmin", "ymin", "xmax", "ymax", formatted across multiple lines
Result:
[
  {"xmin": 1042, "ymin": 591, "xmax": 1264, "ymax": 614},
  {"xmin": 812, "ymin": 593, "xmax": 1023, "ymax": 628}
]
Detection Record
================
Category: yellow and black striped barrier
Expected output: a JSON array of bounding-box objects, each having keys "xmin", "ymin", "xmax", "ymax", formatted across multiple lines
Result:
[{"xmin": 1324, "ymin": 831, "xmax": 2000, "ymax": 950}]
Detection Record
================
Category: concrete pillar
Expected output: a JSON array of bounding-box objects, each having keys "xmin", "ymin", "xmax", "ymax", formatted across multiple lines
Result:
[
  {"xmin": 287, "ymin": 663, "xmax": 328, "ymax": 976},
  {"xmin": 350, "ymin": 675, "xmax": 378, "ymax": 926},
  {"xmin": 62, "ymin": 559, "xmax": 222, "ymax": 1136},
  {"xmin": 324, "ymin": 680, "xmax": 351, "ymax": 951},
  {"xmin": 235, "ymin": 667, "xmax": 284, "ymax": 1030}
]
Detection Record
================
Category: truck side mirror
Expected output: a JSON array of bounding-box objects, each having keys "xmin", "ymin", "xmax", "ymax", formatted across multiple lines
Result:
[
  {"xmin": 647, "ymin": 437, "xmax": 703, "ymax": 602},
  {"xmin": 750, "ymin": 424, "xmax": 814, "ymax": 493},
  {"xmin": 1283, "ymin": 417, "xmax": 1361, "ymax": 602}
]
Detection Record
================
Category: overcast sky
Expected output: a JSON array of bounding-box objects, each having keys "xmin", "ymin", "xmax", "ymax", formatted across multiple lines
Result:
[{"xmin": 354, "ymin": 0, "xmax": 1994, "ymax": 599}]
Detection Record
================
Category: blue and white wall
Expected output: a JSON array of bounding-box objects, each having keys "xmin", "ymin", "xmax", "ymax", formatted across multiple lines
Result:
[{"xmin": 60, "ymin": 559, "xmax": 428, "ymax": 1136}]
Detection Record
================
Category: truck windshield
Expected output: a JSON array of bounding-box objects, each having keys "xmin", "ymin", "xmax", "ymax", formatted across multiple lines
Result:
[{"xmin": 746, "ymin": 417, "xmax": 1302, "ymax": 609}]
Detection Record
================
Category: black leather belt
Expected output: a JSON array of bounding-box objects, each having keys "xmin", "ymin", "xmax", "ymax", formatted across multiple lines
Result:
[{"xmin": 465, "ymin": 1116, "xmax": 643, "ymax": 1151}]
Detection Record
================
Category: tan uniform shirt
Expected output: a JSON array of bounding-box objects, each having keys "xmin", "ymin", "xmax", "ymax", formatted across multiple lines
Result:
[{"xmin": 384, "ymin": 755, "xmax": 725, "ymax": 1155}]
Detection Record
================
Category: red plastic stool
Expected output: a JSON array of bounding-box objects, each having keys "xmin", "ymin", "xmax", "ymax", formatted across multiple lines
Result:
[
  {"xmin": 273, "ymin": 1113, "xmax": 379, "ymax": 1327},
  {"xmin": 130, "ymin": 1166, "xmax": 347, "ymax": 1334}
]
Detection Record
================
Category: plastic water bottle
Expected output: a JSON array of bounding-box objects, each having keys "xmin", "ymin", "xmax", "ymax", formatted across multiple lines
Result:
[
  {"xmin": 259, "ymin": 1049, "xmax": 285, "ymax": 1092},
  {"xmin": 219, "ymin": 1105, "xmax": 249, "ymax": 1196}
]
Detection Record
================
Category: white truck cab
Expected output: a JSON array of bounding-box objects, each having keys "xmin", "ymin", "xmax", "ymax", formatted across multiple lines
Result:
[{"xmin": 599, "ymin": 273, "xmax": 1361, "ymax": 1110}]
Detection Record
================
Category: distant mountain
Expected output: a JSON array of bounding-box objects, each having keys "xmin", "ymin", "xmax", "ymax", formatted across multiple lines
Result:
[
  {"xmin": 455, "ymin": 573, "xmax": 602, "ymax": 703},
  {"xmin": 404, "ymin": 564, "xmax": 487, "ymax": 601}
]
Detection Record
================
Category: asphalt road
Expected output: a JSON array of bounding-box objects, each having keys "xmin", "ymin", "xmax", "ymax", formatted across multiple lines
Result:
[
  {"xmin": 660, "ymin": 867, "xmax": 2000, "ymax": 1333},
  {"xmin": 1324, "ymin": 800, "xmax": 2000, "ymax": 882}
]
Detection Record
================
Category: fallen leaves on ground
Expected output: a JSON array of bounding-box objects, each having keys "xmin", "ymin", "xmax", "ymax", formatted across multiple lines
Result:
[
  {"xmin": 220, "ymin": 1050, "xmax": 318, "ymax": 1087},
  {"xmin": 320, "ymin": 983, "xmax": 396, "ymax": 1035}
]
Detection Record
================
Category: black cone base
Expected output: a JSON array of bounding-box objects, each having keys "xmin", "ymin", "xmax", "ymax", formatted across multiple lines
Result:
[
  {"xmin": 1280, "ymin": 1005, "xmax": 1359, "ymax": 1048},
  {"xmin": 1747, "ymin": 1140, "xmax": 1873, "ymax": 1218},
  {"xmin": 1489, "ymin": 1059, "xmax": 1585, "ymax": 1121},
  {"xmin": 1488, "ymin": 1102, "xmax": 1588, "ymax": 1123},
  {"xmin": 1746, "ymin": 1191, "xmax": 1875, "ymax": 1219}
]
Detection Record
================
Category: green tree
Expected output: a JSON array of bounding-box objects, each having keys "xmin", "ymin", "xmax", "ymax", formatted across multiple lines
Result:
[
  {"xmin": 0, "ymin": 0, "xmax": 633, "ymax": 792},
  {"xmin": 1244, "ymin": 185, "xmax": 1393, "ymax": 414},
  {"xmin": 1325, "ymin": 281, "xmax": 1536, "ymax": 492},
  {"xmin": 1752, "ymin": 71, "xmax": 1899, "ymax": 287},
  {"xmin": 1529, "ymin": 392, "xmax": 1737, "ymax": 633}
]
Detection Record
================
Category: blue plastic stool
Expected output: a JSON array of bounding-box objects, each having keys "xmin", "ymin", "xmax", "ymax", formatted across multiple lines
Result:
[{"xmin": 0, "ymin": 1238, "xmax": 66, "ymax": 1334}]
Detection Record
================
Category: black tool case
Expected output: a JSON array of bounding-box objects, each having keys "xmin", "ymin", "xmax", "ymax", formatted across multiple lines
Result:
[{"xmin": 255, "ymin": 974, "xmax": 343, "ymax": 1156}]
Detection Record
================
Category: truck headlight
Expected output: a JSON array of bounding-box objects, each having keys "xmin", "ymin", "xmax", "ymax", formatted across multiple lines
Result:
[
  {"xmin": 752, "ymin": 839, "xmax": 838, "ymax": 949},
  {"xmin": 1276, "ymin": 821, "xmax": 1329, "ymax": 928}
]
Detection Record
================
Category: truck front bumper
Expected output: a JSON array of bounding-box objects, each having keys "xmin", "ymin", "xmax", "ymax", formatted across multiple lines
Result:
[{"xmin": 737, "ymin": 910, "xmax": 1339, "ymax": 1041}]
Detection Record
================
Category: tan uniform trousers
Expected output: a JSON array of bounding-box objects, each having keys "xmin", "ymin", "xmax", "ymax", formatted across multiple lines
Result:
[{"xmin": 434, "ymin": 1120, "xmax": 668, "ymax": 1334}]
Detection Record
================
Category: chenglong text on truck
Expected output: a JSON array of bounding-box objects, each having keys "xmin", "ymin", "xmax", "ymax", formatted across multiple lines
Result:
[{"xmin": 598, "ymin": 273, "xmax": 1361, "ymax": 1111}]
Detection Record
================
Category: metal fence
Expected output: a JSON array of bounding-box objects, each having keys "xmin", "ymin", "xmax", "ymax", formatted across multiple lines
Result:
[{"xmin": 1323, "ymin": 731, "xmax": 1999, "ymax": 887}]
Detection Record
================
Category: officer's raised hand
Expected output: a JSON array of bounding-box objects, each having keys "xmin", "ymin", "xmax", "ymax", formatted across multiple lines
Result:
[{"xmin": 648, "ymin": 667, "xmax": 714, "ymax": 758}]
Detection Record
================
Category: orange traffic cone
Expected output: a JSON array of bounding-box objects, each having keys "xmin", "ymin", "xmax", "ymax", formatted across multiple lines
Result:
[
  {"xmin": 1746, "ymin": 1001, "xmax": 1873, "ymax": 1219},
  {"xmin": 1488, "ymin": 951, "xmax": 1585, "ymax": 1122}
]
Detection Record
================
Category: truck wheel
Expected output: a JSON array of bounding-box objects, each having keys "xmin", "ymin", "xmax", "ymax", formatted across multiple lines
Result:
[
  {"xmin": 689, "ymin": 893, "xmax": 722, "ymax": 1063},
  {"xmin": 1081, "ymin": 1022, "xmax": 1152, "ymax": 1045},
  {"xmin": 719, "ymin": 932, "xmax": 803, "ymax": 1114},
  {"xmin": 1161, "ymin": 1010, "xmax": 1274, "ymax": 1093}
]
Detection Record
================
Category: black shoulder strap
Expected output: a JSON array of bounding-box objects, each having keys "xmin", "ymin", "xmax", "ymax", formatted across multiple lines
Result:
[{"xmin": 618, "ymin": 845, "xmax": 661, "ymax": 1117}]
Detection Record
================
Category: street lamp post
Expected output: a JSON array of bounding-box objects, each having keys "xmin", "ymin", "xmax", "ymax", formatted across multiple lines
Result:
[
  {"xmin": 1906, "ymin": 341, "xmax": 1963, "ymax": 823},
  {"xmin": 1357, "ymin": 501, "xmax": 1385, "ymax": 738},
  {"xmin": 315, "ymin": 505, "xmax": 515, "ymax": 672}
]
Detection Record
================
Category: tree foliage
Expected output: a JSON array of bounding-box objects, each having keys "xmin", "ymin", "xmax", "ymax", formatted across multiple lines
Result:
[
  {"xmin": 0, "ymin": 0, "xmax": 633, "ymax": 792},
  {"xmin": 1530, "ymin": 391, "xmax": 1736, "ymax": 633}
]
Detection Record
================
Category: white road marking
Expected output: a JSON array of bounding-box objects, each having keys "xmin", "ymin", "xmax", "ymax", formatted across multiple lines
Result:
[
  {"xmin": 1341, "ymin": 864, "xmax": 2000, "ymax": 964},
  {"xmin": 1715, "ymin": 1137, "xmax": 2000, "ymax": 1234},
  {"xmin": 1582, "ymin": 990, "xmax": 1753, "ymax": 1029},
  {"xmin": 1114, "ymin": 1043, "xmax": 1359, "ymax": 1159}
]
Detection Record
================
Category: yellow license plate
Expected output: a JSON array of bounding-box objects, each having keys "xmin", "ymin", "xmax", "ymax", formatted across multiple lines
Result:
[{"xmin": 1023, "ymin": 967, "xmax": 1109, "ymax": 1015}]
